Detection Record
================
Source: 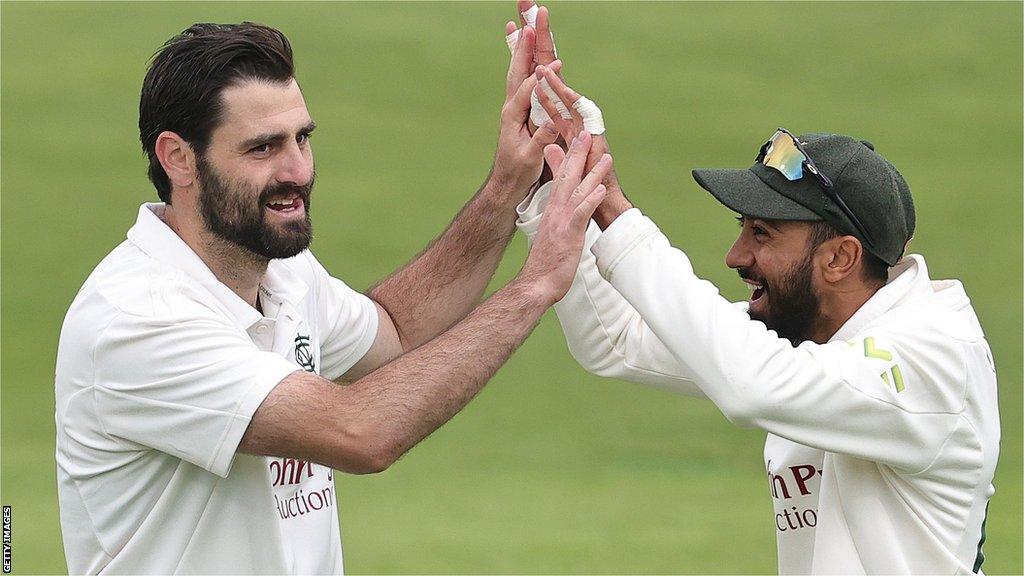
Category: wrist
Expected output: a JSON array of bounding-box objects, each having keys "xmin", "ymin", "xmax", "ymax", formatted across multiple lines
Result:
[
  {"xmin": 484, "ymin": 169, "xmax": 533, "ymax": 206},
  {"xmin": 593, "ymin": 192, "xmax": 634, "ymax": 231},
  {"xmin": 509, "ymin": 273, "xmax": 560, "ymax": 311}
]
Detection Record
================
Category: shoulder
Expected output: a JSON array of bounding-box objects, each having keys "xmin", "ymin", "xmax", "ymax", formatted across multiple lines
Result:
[
  {"xmin": 851, "ymin": 303, "xmax": 971, "ymax": 415},
  {"xmin": 66, "ymin": 241, "xmax": 227, "ymax": 334}
]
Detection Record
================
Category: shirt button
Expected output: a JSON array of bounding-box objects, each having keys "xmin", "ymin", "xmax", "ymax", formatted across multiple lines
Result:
[{"xmin": 256, "ymin": 325, "xmax": 268, "ymax": 335}]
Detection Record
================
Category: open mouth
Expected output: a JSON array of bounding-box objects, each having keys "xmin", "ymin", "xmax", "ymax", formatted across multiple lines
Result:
[
  {"xmin": 264, "ymin": 194, "xmax": 305, "ymax": 216},
  {"xmin": 743, "ymin": 278, "xmax": 766, "ymax": 306}
]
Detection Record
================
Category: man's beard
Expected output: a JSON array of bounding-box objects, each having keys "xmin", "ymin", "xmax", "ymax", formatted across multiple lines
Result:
[
  {"xmin": 195, "ymin": 155, "xmax": 314, "ymax": 260},
  {"xmin": 741, "ymin": 249, "xmax": 821, "ymax": 346}
]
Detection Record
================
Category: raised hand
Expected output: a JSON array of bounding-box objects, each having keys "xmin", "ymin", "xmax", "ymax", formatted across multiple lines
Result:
[
  {"xmin": 505, "ymin": 1, "xmax": 557, "ymax": 72},
  {"xmin": 505, "ymin": 1, "xmax": 564, "ymax": 139},
  {"xmin": 520, "ymin": 132, "xmax": 613, "ymax": 303},
  {"xmin": 534, "ymin": 66, "xmax": 633, "ymax": 229},
  {"xmin": 491, "ymin": 27, "xmax": 561, "ymax": 195}
]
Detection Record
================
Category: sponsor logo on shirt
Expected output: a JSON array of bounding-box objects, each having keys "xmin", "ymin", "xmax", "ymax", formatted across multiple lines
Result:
[
  {"xmin": 766, "ymin": 459, "xmax": 822, "ymax": 532},
  {"xmin": 267, "ymin": 333, "xmax": 328, "ymax": 521},
  {"xmin": 269, "ymin": 458, "xmax": 335, "ymax": 520}
]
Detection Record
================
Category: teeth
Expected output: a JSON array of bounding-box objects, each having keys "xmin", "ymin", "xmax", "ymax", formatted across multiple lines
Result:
[{"xmin": 743, "ymin": 279, "xmax": 763, "ymax": 290}]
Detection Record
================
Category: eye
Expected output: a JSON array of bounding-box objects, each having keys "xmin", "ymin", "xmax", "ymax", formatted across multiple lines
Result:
[
  {"xmin": 249, "ymin": 143, "xmax": 271, "ymax": 155},
  {"xmin": 297, "ymin": 132, "xmax": 311, "ymax": 146}
]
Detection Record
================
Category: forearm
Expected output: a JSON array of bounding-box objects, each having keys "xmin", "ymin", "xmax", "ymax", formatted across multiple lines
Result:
[
  {"xmin": 517, "ymin": 184, "xmax": 701, "ymax": 394},
  {"xmin": 346, "ymin": 275, "xmax": 549, "ymax": 468},
  {"xmin": 592, "ymin": 211, "xmax": 954, "ymax": 470},
  {"xmin": 369, "ymin": 174, "xmax": 527, "ymax": 349}
]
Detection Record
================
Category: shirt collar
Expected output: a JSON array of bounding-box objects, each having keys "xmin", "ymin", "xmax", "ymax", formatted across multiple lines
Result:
[
  {"xmin": 126, "ymin": 203, "xmax": 308, "ymax": 330},
  {"xmin": 830, "ymin": 254, "xmax": 932, "ymax": 342}
]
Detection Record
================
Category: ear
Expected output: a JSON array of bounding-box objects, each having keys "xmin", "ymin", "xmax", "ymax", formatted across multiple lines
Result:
[
  {"xmin": 154, "ymin": 131, "xmax": 197, "ymax": 189},
  {"xmin": 817, "ymin": 235, "xmax": 864, "ymax": 284}
]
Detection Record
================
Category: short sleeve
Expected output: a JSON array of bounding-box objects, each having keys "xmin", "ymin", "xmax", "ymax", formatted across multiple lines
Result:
[
  {"xmin": 93, "ymin": 310, "xmax": 300, "ymax": 477},
  {"xmin": 303, "ymin": 253, "xmax": 379, "ymax": 380}
]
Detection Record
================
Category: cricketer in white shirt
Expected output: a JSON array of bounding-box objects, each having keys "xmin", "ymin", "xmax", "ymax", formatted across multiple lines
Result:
[
  {"xmin": 55, "ymin": 15, "xmax": 609, "ymax": 574},
  {"xmin": 517, "ymin": 187, "xmax": 1000, "ymax": 574},
  {"xmin": 56, "ymin": 203, "xmax": 378, "ymax": 574}
]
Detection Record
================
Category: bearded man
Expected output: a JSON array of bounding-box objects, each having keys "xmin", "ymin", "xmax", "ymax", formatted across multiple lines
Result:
[
  {"xmin": 516, "ymin": 61, "xmax": 1000, "ymax": 574},
  {"xmin": 54, "ymin": 21, "xmax": 611, "ymax": 574}
]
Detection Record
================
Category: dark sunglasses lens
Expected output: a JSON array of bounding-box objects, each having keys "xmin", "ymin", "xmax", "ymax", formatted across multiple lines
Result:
[{"xmin": 761, "ymin": 130, "xmax": 806, "ymax": 181}]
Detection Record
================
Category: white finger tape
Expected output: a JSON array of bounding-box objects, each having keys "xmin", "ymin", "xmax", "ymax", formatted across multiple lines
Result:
[
  {"xmin": 505, "ymin": 4, "xmax": 554, "ymax": 55},
  {"xmin": 573, "ymin": 96, "xmax": 605, "ymax": 135},
  {"xmin": 530, "ymin": 91, "xmax": 554, "ymax": 128},
  {"xmin": 505, "ymin": 4, "xmax": 564, "ymax": 128},
  {"xmin": 505, "ymin": 30, "xmax": 520, "ymax": 53},
  {"xmin": 521, "ymin": 4, "xmax": 539, "ymax": 27},
  {"xmin": 539, "ymin": 77, "xmax": 572, "ymax": 120}
]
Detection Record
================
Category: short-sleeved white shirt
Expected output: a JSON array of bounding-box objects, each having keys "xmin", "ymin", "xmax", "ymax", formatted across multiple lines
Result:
[{"xmin": 56, "ymin": 203, "xmax": 378, "ymax": 574}]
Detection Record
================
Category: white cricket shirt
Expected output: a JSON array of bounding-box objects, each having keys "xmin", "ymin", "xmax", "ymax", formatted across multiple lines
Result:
[
  {"xmin": 56, "ymin": 203, "xmax": 378, "ymax": 574},
  {"xmin": 517, "ymin": 186, "xmax": 1000, "ymax": 574}
]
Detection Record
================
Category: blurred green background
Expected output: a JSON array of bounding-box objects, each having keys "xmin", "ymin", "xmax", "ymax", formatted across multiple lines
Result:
[{"xmin": 2, "ymin": 1, "xmax": 1020, "ymax": 573}]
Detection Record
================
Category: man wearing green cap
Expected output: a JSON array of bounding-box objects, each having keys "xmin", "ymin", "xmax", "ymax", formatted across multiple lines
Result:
[{"xmin": 515, "ymin": 78, "xmax": 999, "ymax": 571}]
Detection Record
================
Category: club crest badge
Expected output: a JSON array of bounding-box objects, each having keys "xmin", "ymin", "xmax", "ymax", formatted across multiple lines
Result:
[{"xmin": 294, "ymin": 334, "xmax": 315, "ymax": 373}]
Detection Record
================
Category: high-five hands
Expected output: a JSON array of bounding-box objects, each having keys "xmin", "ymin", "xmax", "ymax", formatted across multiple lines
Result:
[
  {"xmin": 520, "ymin": 132, "xmax": 613, "ymax": 303},
  {"xmin": 505, "ymin": 1, "xmax": 564, "ymax": 135},
  {"xmin": 534, "ymin": 66, "xmax": 634, "ymax": 230},
  {"xmin": 490, "ymin": 24, "xmax": 561, "ymax": 196}
]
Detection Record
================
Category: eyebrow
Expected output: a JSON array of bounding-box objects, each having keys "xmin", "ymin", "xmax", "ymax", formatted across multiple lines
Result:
[
  {"xmin": 238, "ymin": 121, "xmax": 317, "ymax": 152},
  {"xmin": 736, "ymin": 215, "xmax": 782, "ymax": 232}
]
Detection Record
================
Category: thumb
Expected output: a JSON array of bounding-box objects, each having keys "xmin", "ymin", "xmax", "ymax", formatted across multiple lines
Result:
[
  {"xmin": 528, "ymin": 121, "xmax": 560, "ymax": 158},
  {"xmin": 543, "ymin": 143, "xmax": 566, "ymax": 174}
]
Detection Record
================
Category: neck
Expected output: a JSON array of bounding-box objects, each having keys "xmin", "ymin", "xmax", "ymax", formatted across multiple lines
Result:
[
  {"xmin": 808, "ymin": 283, "xmax": 881, "ymax": 344},
  {"xmin": 162, "ymin": 203, "xmax": 268, "ymax": 310}
]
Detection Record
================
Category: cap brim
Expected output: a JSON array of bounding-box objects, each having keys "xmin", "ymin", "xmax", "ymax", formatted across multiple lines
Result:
[{"xmin": 692, "ymin": 168, "xmax": 821, "ymax": 221}]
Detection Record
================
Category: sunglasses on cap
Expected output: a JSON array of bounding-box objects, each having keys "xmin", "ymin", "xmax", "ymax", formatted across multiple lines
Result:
[{"xmin": 756, "ymin": 128, "xmax": 873, "ymax": 245}]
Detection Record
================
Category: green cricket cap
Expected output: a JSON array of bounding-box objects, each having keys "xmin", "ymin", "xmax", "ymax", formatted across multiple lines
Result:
[{"xmin": 692, "ymin": 132, "xmax": 916, "ymax": 266}]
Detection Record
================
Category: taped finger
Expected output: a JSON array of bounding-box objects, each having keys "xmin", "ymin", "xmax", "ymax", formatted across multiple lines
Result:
[
  {"xmin": 535, "ymin": 85, "xmax": 572, "ymax": 140},
  {"xmin": 572, "ymin": 96, "xmax": 605, "ymax": 135}
]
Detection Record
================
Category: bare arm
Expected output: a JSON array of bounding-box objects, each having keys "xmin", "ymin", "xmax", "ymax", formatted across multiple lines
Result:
[
  {"xmin": 367, "ymin": 26, "xmax": 559, "ymax": 353},
  {"xmin": 240, "ymin": 277, "xmax": 549, "ymax": 474},
  {"xmin": 240, "ymin": 133, "xmax": 612, "ymax": 474}
]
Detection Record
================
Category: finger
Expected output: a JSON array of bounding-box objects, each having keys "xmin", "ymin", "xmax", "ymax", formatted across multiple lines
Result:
[
  {"xmin": 543, "ymin": 143, "xmax": 566, "ymax": 174},
  {"xmin": 548, "ymin": 59, "xmax": 562, "ymax": 75},
  {"xmin": 583, "ymin": 134, "xmax": 610, "ymax": 174},
  {"xmin": 574, "ymin": 184, "xmax": 608, "ymax": 224},
  {"xmin": 535, "ymin": 83, "xmax": 573, "ymax": 141},
  {"xmin": 517, "ymin": 0, "xmax": 536, "ymax": 26},
  {"xmin": 575, "ymin": 153, "xmax": 613, "ymax": 201},
  {"xmin": 527, "ymin": 120, "xmax": 560, "ymax": 158},
  {"xmin": 535, "ymin": 6, "xmax": 556, "ymax": 65},
  {"xmin": 505, "ymin": 21, "xmax": 517, "ymax": 36},
  {"xmin": 552, "ymin": 131, "xmax": 593, "ymax": 196},
  {"xmin": 539, "ymin": 64, "xmax": 581, "ymax": 104},
  {"xmin": 539, "ymin": 66, "xmax": 584, "ymax": 132},
  {"xmin": 506, "ymin": 26, "xmax": 535, "ymax": 98},
  {"xmin": 535, "ymin": 63, "xmax": 571, "ymax": 119},
  {"xmin": 505, "ymin": 73, "xmax": 540, "ymax": 125}
]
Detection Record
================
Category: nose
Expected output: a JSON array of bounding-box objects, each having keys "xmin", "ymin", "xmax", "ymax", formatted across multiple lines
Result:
[
  {"xmin": 275, "ymin": 140, "xmax": 313, "ymax": 187},
  {"xmin": 725, "ymin": 232, "xmax": 754, "ymax": 270}
]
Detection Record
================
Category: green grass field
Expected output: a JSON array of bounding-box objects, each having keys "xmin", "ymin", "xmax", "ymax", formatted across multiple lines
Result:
[{"xmin": 2, "ymin": 1, "xmax": 1021, "ymax": 573}]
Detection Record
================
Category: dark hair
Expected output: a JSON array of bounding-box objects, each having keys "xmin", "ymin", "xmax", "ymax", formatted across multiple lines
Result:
[
  {"xmin": 139, "ymin": 22, "xmax": 295, "ymax": 203},
  {"xmin": 807, "ymin": 221, "xmax": 889, "ymax": 286}
]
